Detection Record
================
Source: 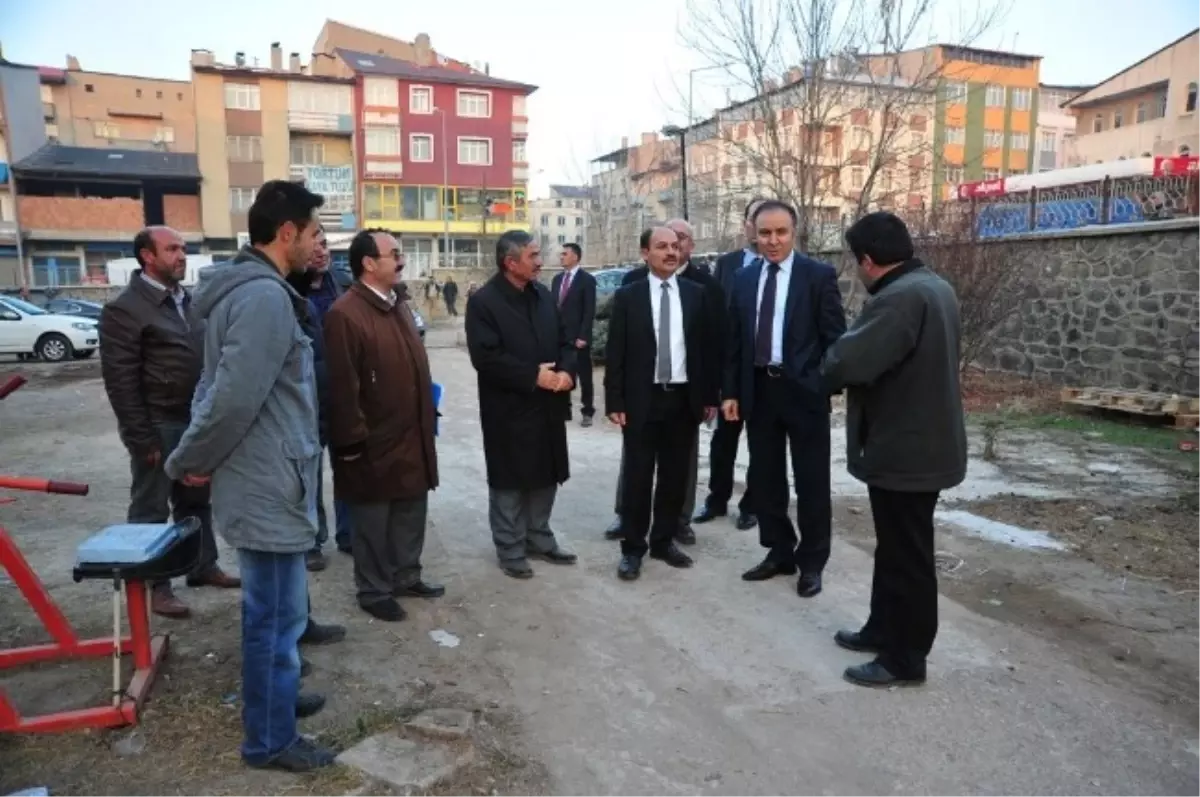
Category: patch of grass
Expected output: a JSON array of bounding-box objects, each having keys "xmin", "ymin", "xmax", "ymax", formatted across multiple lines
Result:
[{"xmin": 971, "ymin": 407, "xmax": 1197, "ymax": 456}]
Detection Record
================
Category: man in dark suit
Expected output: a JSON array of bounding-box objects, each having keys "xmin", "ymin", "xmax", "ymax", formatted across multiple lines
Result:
[
  {"xmin": 723, "ymin": 200, "xmax": 846, "ymax": 598},
  {"xmin": 606, "ymin": 226, "xmax": 720, "ymax": 581},
  {"xmin": 551, "ymin": 243, "xmax": 597, "ymax": 426},
  {"xmin": 694, "ymin": 197, "xmax": 768, "ymax": 532},
  {"xmin": 603, "ymin": 219, "xmax": 724, "ymax": 546}
]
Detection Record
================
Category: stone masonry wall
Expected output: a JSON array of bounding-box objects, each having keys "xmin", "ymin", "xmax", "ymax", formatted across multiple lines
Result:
[{"xmin": 973, "ymin": 220, "xmax": 1199, "ymax": 396}]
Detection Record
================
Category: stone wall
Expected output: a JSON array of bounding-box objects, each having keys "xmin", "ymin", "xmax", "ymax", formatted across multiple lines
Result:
[{"xmin": 971, "ymin": 220, "xmax": 1199, "ymax": 395}]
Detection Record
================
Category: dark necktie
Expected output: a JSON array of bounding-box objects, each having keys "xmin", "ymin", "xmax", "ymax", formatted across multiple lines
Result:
[{"xmin": 754, "ymin": 261, "xmax": 780, "ymax": 367}]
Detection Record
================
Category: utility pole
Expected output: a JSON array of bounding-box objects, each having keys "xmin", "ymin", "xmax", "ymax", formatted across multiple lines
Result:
[{"xmin": 436, "ymin": 108, "xmax": 451, "ymax": 272}]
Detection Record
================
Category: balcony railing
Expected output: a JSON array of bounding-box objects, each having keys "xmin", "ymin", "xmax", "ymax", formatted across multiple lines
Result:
[
  {"xmin": 513, "ymin": 166, "xmax": 529, "ymax": 181},
  {"xmin": 42, "ymin": 102, "xmax": 55, "ymax": 121},
  {"xmin": 512, "ymin": 119, "xmax": 528, "ymax": 136},
  {"xmin": 287, "ymin": 110, "xmax": 354, "ymax": 134}
]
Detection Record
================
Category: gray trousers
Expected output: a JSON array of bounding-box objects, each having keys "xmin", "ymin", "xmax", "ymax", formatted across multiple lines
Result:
[
  {"xmin": 613, "ymin": 429, "xmax": 699, "ymax": 525},
  {"xmin": 489, "ymin": 486, "xmax": 559, "ymax": 563},
  {"xmin": 348, "ymin": 496, "xmax": 428, "ymax": 607}
]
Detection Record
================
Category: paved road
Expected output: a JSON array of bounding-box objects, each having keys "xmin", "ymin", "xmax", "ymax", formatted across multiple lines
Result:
[{"xmin": 421, "ymin": 343, "xmax": 1197, "ymax": 796}]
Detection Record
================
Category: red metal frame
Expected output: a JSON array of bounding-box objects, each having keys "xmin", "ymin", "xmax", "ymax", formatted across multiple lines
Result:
[{"xmin": 0, "ymin": 374, "xmax": 170, "ymax": 734}]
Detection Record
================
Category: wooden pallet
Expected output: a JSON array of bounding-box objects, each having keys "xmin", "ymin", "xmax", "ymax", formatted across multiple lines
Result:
[{"xmin": 1060, "ymin": 386, "xmax": 1200, "ymax": 427}]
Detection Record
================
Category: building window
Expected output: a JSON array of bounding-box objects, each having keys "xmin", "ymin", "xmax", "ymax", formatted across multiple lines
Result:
[
  {"xmin": 1156, "ymin": 92, "xmax": 1169, "ymax": 118},
  {"xmin": 557, "ymin": 216, "xmax": 566, "ymax": 226},
  {"xmin": 1040, "ymin": 130, "xmax": 1056, "ymax": 152},
  {"xmin": 224, "ymin": 82, "xmax": 260, "ymax": 111},
  {"xmin": 944, "ymin": 166, "xmax": 964, "ymax": 184},
  {"xmin": 540, "ymin": 214, "xmax": 549, "ymax": 225},
  {"xmin": 365, "ymin": 127, "xmax": 401, "ymax": 156},
  {"xmin": 1010, "ymin": 87, "xmax": 1032, "ymax": 111},
  {"xmin": 135, "ymin": 88, "xmax": 142, "ymax": 98},
  {"xmin": 156, "ymin": 90, "xmax": 163, "ymax": 99},
  {"xmin": 512, "ymin": 139, "xmax": 527, "ymax": 163},
  {"xmin": 290, "ymin": 140, "xmax": 325, "ymax": 165},
  {"xmin": 852, "ymin": 125, "xmax": 870, "ymax": 149},
  {"xmin": 410, "ymin": 133, "xmax": 434, "ymax": 162},
  {"xmin": 556, "ymin": 235, "xmax": 566, "ymax": 245},
  {"xmin": 985, "ymin": 84, "xmax": 1005, "ymax": 107},
  {"xmin": 1112, "ymin": 109, "xmax": 1123, "ymax": 129},
  {"xmin": 513, "ymin": 95, "xmax": 527, "ymax": 117},
  {"xmin": 289, "ymin": 83, "xmax": 353, "ymax": 115},
  {"xmin": 943, "ymin": 80, "xmax": 968, "ymax": 102},
  {"xmin": 364, "ymin": 77, "xmax": 399, "ymax": 107},
  {"xmin": 226, "ymin": 135, "xmax": 263, "ymax": 162},
  {"xmin": 456, "ymin": 90, "xmax": 491, "ymax": 118},
  {"xmin": 1136, "ymin": 102, "xmax": 1147, "ymax": 123},
  {"xmin": 410, "ymin": 86, "xmax": 433, "ymax": 114},
  {"xmin": 575, "ymin": 217, "xmax": 583, "ymax": 226},
  {"xmin": 850, "ymin": 167, "xmax": 864, "ymax": 189},
  {"xmin": 155, "ymin": 126, "xmax": 174, "ymax": 144},
  {"xmin": 1092, "ymin": 114, "xmax": 1104, "ymax": 133},
  {"xmin": 1009, "ymin": 132, "xmax": 1029, "ymax": 151},
  {"xmin": 910, "ymin": 131, "xmax": 925, "ymax": 149},
  {"xmin": 982, "ymin": 168, "xmax": 1001, "ymax": 180},
  {"xmin": 177, "ymin": 91, "xmax": 183, "ymax": 101},
  {"xmin": 229, "ymin": 187, "xmax": 257, "ymax": 212},
  {"xmin": 983, "ymin": 130, "xmax": 1004, "ymax": 149},
  {"xmin": 93, "ymin": 121, "xmax": 120, "ymax": 139},
  {"xmin": 909, "ymin": 168, "xmax": 921, "ymax": 189},
  {"xmin": 457, "ymin": 137, "xmax": 492, "ymax": 165},
  {"xmin": 84, "ymin": 83, "xmax": 94, "ymax": 93},
  {"xmin": 1186, "ymin": 82, "xmax": 1198, "ymax": 113},
  {"xmin": 945, "ymin": 126, "xmax": 965, "ymax": 145}
]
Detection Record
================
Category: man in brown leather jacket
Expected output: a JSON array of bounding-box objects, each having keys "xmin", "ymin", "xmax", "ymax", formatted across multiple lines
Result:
[{"xmin": 98, "ymin": 226, "xmax": 240, "ymax": 618}]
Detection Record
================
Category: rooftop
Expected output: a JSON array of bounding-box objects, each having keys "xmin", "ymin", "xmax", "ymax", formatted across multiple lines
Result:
[
  {"xmin": 549, "ymin": 185, "xmax": 592, "ymax": 199},
  {"xmin": 335, "ymin": 48, "xmax": 537, "ymax": 93},
  {"xmin": 13, "ymin": 144, "xmax": 201, "ymax": 181}
]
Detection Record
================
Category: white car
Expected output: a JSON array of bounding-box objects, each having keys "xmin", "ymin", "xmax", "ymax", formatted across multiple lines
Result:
[{"xmin": 0, "ymin": 295, "xmax": 100, "ymax": 362}]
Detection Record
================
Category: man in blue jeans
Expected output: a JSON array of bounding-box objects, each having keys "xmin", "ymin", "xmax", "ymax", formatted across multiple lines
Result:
[{"xmin": 165, "ymin": 180, "xmax": 335, "ymax": 772}]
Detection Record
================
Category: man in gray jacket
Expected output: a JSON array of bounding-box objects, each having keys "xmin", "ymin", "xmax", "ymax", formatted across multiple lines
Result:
[
  {"xmin": 164, "ymin": 181, "xmax": 334, "ymax": 771},
  {"xmin": 821, "ymin": 211, "xmax": 967, "ymax": 689}
]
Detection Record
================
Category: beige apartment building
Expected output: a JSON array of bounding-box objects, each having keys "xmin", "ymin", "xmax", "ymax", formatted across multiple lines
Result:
[
  {"xmin": 587, "ymin": 132, "xmax": 683, "ymax": 263},
  {"xmin": 531, "ymin": 185, "xmax": 589, "ymax": 258},
  {"xmin": 1065, "ymin": 29, "xmax": 1199, "ymax": 164}
]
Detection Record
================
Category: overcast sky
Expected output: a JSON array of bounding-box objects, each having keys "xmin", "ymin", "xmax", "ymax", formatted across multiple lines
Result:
[{"xmin": 3, "ymin": 0, "xmax": 1197, "ymax": 198}]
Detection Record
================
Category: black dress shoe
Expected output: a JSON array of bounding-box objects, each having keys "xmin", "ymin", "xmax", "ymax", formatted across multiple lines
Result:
[
  {"xmin": 834, "ymin": 629, "xmax": 883, "ymax": 653},
  {"xmin": 797, "ymin": 572, "xmax": 823, "ymax": 598},
  {"xmin": 248, "ymin": 737, "xmax": 336, "ymax": 772},
  {"xmin": 650, "ymin": 543, "xmax": 694, "ymax": 568},
  {"xmin": 530, "ymin": 547, "xmax": 578, "ymax": 565},
  {"xmin": 693, "ymin": 504, "xmax": 727, "ymax": 524},
  {"xmin": 295, "ymin": 692, "xmax": 326, "ymax": 718},
  {"xmin": 604, "ymin": 517, "xmax": 624, "ymax": 540},
  {"xmin": 735, "ymin": 512, "xmax": 758, "ymax": 530},
  {"xmin": 617, "ymin": 554, "xmax": 643, "ymax": 580},
  {"xmin": 843, "ymin": 659, "xmax": 926, "ymax": 688},
  {"xmin": 674, "ymin": 524, "xmax": 696, "ymax": 546},
  {"xmin": 305, "ymin": 549, "xmax": 327, "ymax": 572},
  {"xmin": 395, "ymin": 581, "xmax": 445, "ymax": 599},
  {"xmin": 501, "ymin": 561, "xmax": 534, "ymax": 579},
  {"xmin": 741, "ymin": 559, "xmax": 796, "ymax": 581},
  {"xmin": 299, "ymin": 619, "xmax": 346, "ymax": 646},
  {"xmin": 300, "ymin": 657, "xmax": 312, "ymax": 678},
  {"xmin": 361, "ymin": 598, "xmax": 406, "ymax": 622}
]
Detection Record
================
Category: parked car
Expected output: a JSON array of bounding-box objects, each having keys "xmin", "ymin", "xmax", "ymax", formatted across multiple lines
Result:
[
  {"xmin": 590, "ymin": 266, "xmax": 635, "ymax": 363},
  {"xmin": 0, "ymin": 295, "xmax": 100, "ymax": 362},
  {"xmin": 43, "ymin": 297, "xmax": 105, "ymax": 320}
]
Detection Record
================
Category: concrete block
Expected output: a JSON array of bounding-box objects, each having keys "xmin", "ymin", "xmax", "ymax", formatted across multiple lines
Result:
[
  {"xmin": 337, "ymin": 732, "xmax": 473, "ymax": 792},
  {"xmin": 405, "ymin": 707, "xmax": 475, "ymax": 740}
]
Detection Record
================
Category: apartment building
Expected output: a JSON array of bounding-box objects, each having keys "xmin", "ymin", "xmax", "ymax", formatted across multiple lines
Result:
[
  {"xmin": 1035, "ymin": 84, "xmax": 1088, "ymax": 171},
  {"xmin": 339, "ymin": 47, "xmax": 535, "ymax": 273},
  {"xmin": 0, "ymin": 57, "xmax": 47, "ymax": 285},
  {"xmin": 587, "ymin": 132, "xmax": 682, "ymax": 263},
  {"xmin": 531, "ymin": 185, "xmax": 589, "ymax": 257},
  {"xmin": 1064, "ymin": 29, "xmax": 1199, "ymax": 164},
  {"xmin": 191, "ymin": 44, "xmax": 357, "ymax": 251}
]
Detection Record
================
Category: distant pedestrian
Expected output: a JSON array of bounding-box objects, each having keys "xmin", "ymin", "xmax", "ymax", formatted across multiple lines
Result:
[
  {"xmin": 821, "ymin": 211, "xmax": 967, "ymax": 689},
  {"xmin": 551, "ymin": 243, "xmax": 597, "ymax": 426},
  {"xmin": 443, "ymin": 275, "xmax": 459, "ymax": 316},
  {"xmin": 465, "ymin": 230, "xmax": 578, "ymax": 579},
  {"xmin": 325, "ymin": 229, "xmax": 442, "ymax": 622}
]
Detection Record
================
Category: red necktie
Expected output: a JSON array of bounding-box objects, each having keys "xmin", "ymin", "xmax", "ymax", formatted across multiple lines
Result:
[{"xmin": 559, "ymin": 271, "xmax": 572, "ymax": 306}]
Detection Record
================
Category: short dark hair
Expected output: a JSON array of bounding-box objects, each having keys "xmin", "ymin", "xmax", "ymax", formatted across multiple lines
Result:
[
  {"xmin": 247, "ymin": 180, "xmax": 324, "ymax": 247},
  {"xmin": 639, "ymin": 226, "xmax": 674, "ymax": 250},
  {"xmin": 562, "ymin": 242, "xmax": 582, "ymax": 260},
  {"xmin": 744, "ymin": 196, "xmax": 769, "ymax": 220},
  {"xmin": 844, "ymin": 211, "xmax": 914, "ymax": 266},
  {"xmin": 751, "ymin": 199, "xmax": 798, "ymax": 227},
  {"xmin": 496, "ymin": 230, "xmax": 534, "ymax": 271},
  {"xmin": 132, "ymin": 228, "xmax": 156, "ymax": 268},
  {"xmin": 348, "ymin": 228, "xmax": 391, "ymax": 279}
]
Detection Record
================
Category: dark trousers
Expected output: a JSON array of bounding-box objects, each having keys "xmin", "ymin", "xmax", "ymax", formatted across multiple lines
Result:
[
  {"xmin": 575, "ymin": 346, "xmax": 595, "ymax": 417},
  {"xmin": 444, "ymin": 296, "xmax": 458, "ymax": 316},
  {"xmin": 862, "ymin": 487, "xmax": 941, "ymax": 676},
  {"xmin": 745, "ymin": 371, "xmax": 831, "ymax": 573},
  {"xmin": 621, "ymin": 387, "xmax": 697, "ymax": 556},
  {"xmin": 348, "ymin": 496, "xmax": 428, "ymax": 607},
  {"xmin": 704, "ymin": 414, "xmax": 754, "ymax": 514},
  {"xmin": 127, "ymin": 420, "xmax": 219, "ymax": 588},
  {"xmin": 612, "ymin": 432, "xmax": 698, "ymax": 526}
]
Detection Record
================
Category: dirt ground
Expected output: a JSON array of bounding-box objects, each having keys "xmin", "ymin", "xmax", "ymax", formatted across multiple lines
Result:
[{"xmin": 1, "ymin": 348, "xmax": 1198, "ymax": 795}]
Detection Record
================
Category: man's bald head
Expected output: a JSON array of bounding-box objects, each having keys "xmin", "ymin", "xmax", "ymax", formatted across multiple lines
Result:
[
  {"xmin": 665, "ymin": 218, "xmax": 695, "ymax": 261},
  {"xmin": 133, "ymin": 225, "xmax": 187, "ymax": 287}
]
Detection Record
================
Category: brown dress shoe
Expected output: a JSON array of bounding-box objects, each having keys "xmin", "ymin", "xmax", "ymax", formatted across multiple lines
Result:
[
  {"xmin": 186, "ymin": 567, "xmax": 241, "ymax": 589},
  {"xmin": 151, "ymin": 586, "xmax": 191, "ymax": 619}
]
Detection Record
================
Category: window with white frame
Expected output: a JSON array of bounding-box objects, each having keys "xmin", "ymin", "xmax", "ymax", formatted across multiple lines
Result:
[
  {"xmin": 1112, "ymin": 109, "xmax": 1123, "ymax": 129},
  {"xmin": 457, "ymin": 90, "xmax": 491, "ymax": 118},
  {"xmin": 557, "ymin": 216, "xmax": 566, "ymax": 226},
  {"xmin": 364, "ymin": 77, "xmax": 399, "ymax": 107},
  {"xmin": 513, "ymin": 95, "xmax": 527, "ymax": 117},
  {"xmin": 364, "ymin": 127, "xmax": 401, "ymax": 156},
  {"xmin": 850, "ymin": 167, "xmax": 864, "ymax": 189},
  {"xmin": 224, "ymin": 83, "xmax": 260, "ymax": 111},
  {"xmin": 1040, "ymin": 130, "xmax": 1056, "ymax": 152},
  {"xmin": 229, "ymin": 187, "xmax": 256, "ymax": 212},
  {"xmin": 512, "ymin": 139, "xmax": 526, "ymax": 163},
  {"xmin": 458, "ymin": 137, "xmax": 492, "ymax": 165},
  {"xmin": 983, "ymin": 130, "xmax": 1004, "ymax": 149},
  {"xmin": 288, "ymin": 83, "xmax": 352, "ymax": 115},
  {"xmin": 945, "ymin": 126, "xmax": 965, "ymax": 145},
  {"xmin": 852, "ymin": 126, "xmax": 870, "ymax": 149},
  {"xmin": 945, "ymin": 165, "xmax": 964, "ymax": 184},
  {"xmin": 982, "ymin": 168, "xmax": 1001, "ymax": 180},
  {"xmin": 985, "ymin": 84, "xmax": 1005, "ymax": 107},
  {"xmin": 1009, "ymin": 131, "xmax": 1029, "ymax": 150},
  {"xmin": 290, "ymin": 140, "xmax": 325, "ymax": 165},
  {"xmin": 410, "ymin": 86, "xmax": 432, "ymax": 114},
  {"xmin": 943, "ymin": 81, "xmax": 968, "ymax": 102},
  {"xmin": 93, "ymin": 121, "xmax": 120, "ymax": 139},
  {"xmin": 155, "ymin": 126, "xmax": 175, "ymax": 143},
  {"xmin": 410, "ymin": 133, "xmax": 433, "ymax": 162},
  {"xmin": 1092, "ymin": 114, "xmax": 1104, "ymax": 133},
  {"xmin": 1010, "ymin": 87, "xmax": 1032, "ymax": 111},
  {"xmin": 1136, "ymin": 102, "xmax": 1147, "ymax": 123},
  {"xmin": 226, "ymin": 135, "xmax": 263, "ymax": 162}
]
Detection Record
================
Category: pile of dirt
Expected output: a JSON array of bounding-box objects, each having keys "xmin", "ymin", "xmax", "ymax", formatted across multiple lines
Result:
[{"xmin": 960, "ymin": 493, "xmax": 1200, "ymax": 588}]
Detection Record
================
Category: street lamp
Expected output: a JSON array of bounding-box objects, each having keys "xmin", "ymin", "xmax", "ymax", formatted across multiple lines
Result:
[
  {"xmin": 662, "ymin": 124, "xmax": 688, "ymax": 221},
  {"xmin": 433, "ymin": 107, "xmax": 451, "ymax": 270}
]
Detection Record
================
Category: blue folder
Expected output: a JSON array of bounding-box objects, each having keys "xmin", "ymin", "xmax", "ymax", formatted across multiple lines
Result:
[{"xmin": 432, "ymin": 382, "xmax": 444, "ymax": 437}]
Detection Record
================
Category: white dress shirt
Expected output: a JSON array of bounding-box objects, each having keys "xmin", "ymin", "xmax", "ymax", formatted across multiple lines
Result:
[
  {"xmin": 364, "ymin": 281, "xmax": 397, "ymax": 307},
  {"xmin": 648, "ymin": 271, "xmax": 688, "ymax": 383},
  {"xmin": 741, "ymin": 247, "xmax": 759, "ymax": 268},
  {"xmin": 140, "ymin": 272, "xmax": 188, "ymax": 322},
  {"xmin": 754, "ymin": 251, "xmax": 794, "ymax": 366}
]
